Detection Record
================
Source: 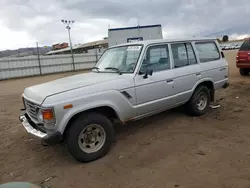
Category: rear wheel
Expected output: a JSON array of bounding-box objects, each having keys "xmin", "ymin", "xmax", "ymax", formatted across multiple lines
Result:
[
  {"xmin": 186, "ymin": 85, "xmax": 211, "ymax": 116},
  {"xmin": 240, "ymin": 68, "xmax": 250, "ymax": 76},
  {"xmin": 65, "ymin": 113, "xmax": 115, "ymax": 162}
]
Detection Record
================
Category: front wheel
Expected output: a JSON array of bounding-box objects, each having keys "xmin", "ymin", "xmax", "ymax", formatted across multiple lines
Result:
[
  {"xmin": 65, "ymin": 113, "xmax": 115, "ymax": 162},
  {"xmin": 186, "ymin": 85, "xmax": 211, "ymax": 116}
]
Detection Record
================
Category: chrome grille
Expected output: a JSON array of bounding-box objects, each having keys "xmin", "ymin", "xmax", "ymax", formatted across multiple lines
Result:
[{"xmin": 24, "ymin": 99, "xmax": 38, "ymax": 121}]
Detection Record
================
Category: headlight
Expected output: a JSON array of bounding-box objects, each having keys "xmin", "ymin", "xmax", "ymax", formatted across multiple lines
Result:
[{"xmin": 37, "ymin": 107, "xmax": 56, "ymax": 126}]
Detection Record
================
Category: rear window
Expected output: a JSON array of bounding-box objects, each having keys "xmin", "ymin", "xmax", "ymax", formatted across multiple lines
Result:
[
  {"xmin": 195, "ymin": 42, "xmax": 220, "ymax": 63},
  {"xmin": 239, "ymin": 40, "xmax": 250, "ymax": 51}
]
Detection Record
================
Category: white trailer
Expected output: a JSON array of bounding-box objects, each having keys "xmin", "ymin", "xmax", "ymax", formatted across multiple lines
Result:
[{"xmin": 108, "ymin": 24, "xmax": 163, "ymax": 47}]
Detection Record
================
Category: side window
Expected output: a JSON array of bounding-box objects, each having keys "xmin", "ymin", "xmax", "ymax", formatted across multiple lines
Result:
[
  {"xmin": 186, "ymin": 43, "xmax": 197, "ymax": 65},
  {"xmin": 171, "ymin": 43, "xmax": 197, "ymax": 68},
  {"xmin": 195, "ymin": 42, "xmax": 220, "ymax": 62},
  {"xmin": 140, "ymin": 45, "xmax": 170, "ymax": 73}
]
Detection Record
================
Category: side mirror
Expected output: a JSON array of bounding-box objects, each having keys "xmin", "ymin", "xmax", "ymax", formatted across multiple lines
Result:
[{"xmin": 143, "ymin": 68, "xmax": 153, "ymax": 79}]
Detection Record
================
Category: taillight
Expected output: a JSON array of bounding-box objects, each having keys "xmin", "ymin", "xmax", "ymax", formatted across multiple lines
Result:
[{"xmin": 236, "ymin": 52, "xmax": 239, "ymax": 63}]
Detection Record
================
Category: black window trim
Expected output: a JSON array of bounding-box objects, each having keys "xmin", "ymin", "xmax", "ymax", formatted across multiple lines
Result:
[
  {"xmin": 195, "ymin": 41, "xmax": 221, "ymax": 63},
  {"xmin": 185, "ymin": 42, "xmax": 198, "ymax": 65}
]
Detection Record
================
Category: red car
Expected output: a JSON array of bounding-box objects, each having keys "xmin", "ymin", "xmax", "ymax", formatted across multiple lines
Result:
[{"xmin": 236, "ymin": 39, "xmax": 250, "ymax": 76}]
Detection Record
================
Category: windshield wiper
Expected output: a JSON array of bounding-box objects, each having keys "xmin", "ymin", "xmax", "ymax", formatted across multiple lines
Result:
[
  {"xmin": 92, "ymin": 66, "xmax": 100, "ymax": 72},
  {"xmin": 104, "ymin": 67, "xmax": 122, "ymax": 75}
]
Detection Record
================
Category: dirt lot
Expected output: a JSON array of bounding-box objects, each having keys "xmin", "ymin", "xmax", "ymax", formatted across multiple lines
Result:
[{"xmin": 1, "ymin": 50, "xmax": 250, "ymax": 188}]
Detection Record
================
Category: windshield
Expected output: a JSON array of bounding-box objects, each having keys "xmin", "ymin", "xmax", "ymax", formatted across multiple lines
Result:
[{"xmin": 93, "ymin": 45, "xmax": 142, "ymax": 73}]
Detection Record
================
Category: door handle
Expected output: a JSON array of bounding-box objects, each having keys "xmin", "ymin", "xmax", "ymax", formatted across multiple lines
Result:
[
  {"xmin": 166, "ymin": 79, "xmax": 173, "ymax": 83},
  {"xmin": 196, "ymin": 72, "xmax": 201, "ymax": 76},
  {"xmin": 220, "ymin": 68, "xmax": 226, "ymax": 71}
]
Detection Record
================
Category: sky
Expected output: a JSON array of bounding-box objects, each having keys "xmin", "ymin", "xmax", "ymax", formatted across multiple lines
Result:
[{"xmin": 0, "ymin": 0, "xmax": 250, "ymax": 50}]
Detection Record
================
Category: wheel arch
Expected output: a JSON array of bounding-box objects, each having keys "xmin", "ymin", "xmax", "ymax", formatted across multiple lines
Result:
[
  {"xmin": 62, "ymin": 106, "xmax": 120, "ymax": 139},
  {"xmin": 191, "ymin": 79, "xmax": 215, "ymax": 102}
]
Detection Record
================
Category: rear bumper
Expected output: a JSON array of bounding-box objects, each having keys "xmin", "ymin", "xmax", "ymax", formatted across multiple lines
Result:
[
  {"xmin": 236, "ymin": 63, "xmax": 250, "ymax": 68},
  {"xmin": 19, "ymin": 114, "xmax": 62, "ymax": 145}
]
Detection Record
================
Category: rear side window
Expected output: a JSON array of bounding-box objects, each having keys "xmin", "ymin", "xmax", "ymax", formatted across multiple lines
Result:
[
  {"xmin": 171, "ymin": 43, "xmax": 197, "ymax": 68},
  {"xmin": 195, "ymin": 42, "xmax": 220, "ymax": 63},
  {"xmin": 239, "ymin": 40, "xmax": 250, "ymax": 51}
]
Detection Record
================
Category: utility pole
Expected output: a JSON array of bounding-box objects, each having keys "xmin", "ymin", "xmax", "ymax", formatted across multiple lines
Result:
[
  {"xmin": 36, "ymin": 42, "xmax": 42, "ymax": 75},
  {"xmin": 61, "ymin": 19, "xmax": 75, "ymax": 71}
]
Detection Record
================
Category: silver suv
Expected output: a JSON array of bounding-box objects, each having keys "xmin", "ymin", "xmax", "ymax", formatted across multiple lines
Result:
[{"xmin": 19, "ymin": 38, "xmax": 229, "ymax": 162}]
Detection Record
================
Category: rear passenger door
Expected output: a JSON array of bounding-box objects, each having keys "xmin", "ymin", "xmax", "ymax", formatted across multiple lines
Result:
[
  {"xmin": 170, "ymin": 42, "xmax": 201, "ymax": 103},
  {"xmin": 194, "ymin": 41, "xmax": 228, "ymax": 89}
]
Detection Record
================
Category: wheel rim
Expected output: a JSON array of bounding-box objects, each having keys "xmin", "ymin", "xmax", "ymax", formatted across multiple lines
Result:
[
  {"xmin": 196, "ymin": 92, "xmax": 208, "ymax": 111},
  {"xmin": 78, "ymin": 124, "xmax": 106, "ymax": 153}
]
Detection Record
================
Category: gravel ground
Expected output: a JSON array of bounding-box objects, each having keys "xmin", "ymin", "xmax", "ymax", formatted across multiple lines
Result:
[{"xmin": 1, "ymin": 50, "xmax": 250, "ymax": 188}]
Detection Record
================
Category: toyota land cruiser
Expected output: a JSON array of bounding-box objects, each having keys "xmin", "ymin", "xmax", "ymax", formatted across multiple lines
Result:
[{"xmin": 19, "ymin": 38, "xmax": 229, "ymax": 162}]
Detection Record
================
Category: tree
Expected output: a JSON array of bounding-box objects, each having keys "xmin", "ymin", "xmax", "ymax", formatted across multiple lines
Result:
[{"xmin": 222, "ymin": 35, "xmax": 229, "ymax": 42}]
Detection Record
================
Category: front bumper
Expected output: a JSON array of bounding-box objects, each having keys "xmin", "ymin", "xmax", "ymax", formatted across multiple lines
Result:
[{"xmin": 19, "ymin": 114, "xmax": 62, "ymax": 145}]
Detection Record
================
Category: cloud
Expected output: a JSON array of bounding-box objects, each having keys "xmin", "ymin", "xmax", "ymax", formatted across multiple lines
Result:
[
  {"xmin": 0, "ymin": 21, "xmax": 36, "ymax": 50},
  {"xmin": 0, "ymin": 0, "xmax": 250, "ymax": 50},
  {"xmin": 230, "ymin": 33, "xmax": 250, "ymax": 40}
]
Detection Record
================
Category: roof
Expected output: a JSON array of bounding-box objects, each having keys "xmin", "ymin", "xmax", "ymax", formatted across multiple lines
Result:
[
  {"xmin": 76, "ymin": 39, "xmax": 108, "ymax": 49},
  {"xmin": 109, "ymin": 24, "xmax": 162, "ymax": 31},
  {"xmin": 111, "ymin": 37, "xmax": 217, "ymax": 48},
  {"xmin": 47, "ymin": 39, "xmax": 108, "ymax": 55}
]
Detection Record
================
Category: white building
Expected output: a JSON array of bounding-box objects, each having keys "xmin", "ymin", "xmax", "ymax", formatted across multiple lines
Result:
[{"xmin": 108, "ymin": 24, "xmax": 163, "ymax": 47}]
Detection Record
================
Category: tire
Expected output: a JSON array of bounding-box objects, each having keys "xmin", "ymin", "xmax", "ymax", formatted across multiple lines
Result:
[
  {"xmin": 65, "ymin": 112, "xmax": 115, "ymax": 162},
  {"xmin": 240, "ymin": 68, "xmax": 249, "ymax": 76},
  {"xmin": 186, "ymin": 85, "xmax": 211, "ymax": 116}
]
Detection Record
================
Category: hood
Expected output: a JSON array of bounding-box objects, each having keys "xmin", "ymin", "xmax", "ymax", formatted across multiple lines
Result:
[{"xmin": 24, "ymin": 72, "xmax": 123, "ymax": 104}]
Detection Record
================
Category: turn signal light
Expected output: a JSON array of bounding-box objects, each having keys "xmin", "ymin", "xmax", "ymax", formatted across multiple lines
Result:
[
  {"xmin": 64, "ymin": 104, "xmax": 73, "ymax": 109},
  {"xmin": 42, "ymin": 109, "xmax": 54, "ymax": 120}
]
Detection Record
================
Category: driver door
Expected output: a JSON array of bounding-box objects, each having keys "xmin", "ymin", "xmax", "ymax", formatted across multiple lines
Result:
[{"xmin": 134, "ymin": 44, "xmax": 175, "ymax": 116}]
